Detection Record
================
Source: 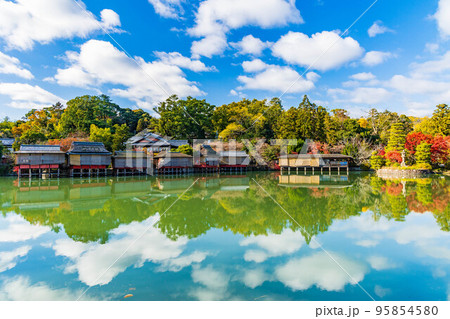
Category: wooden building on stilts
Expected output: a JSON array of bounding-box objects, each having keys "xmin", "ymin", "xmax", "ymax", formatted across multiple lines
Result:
[
  {"xmin": 154, "ymin": 151, "xmax": 193, "ymax": 175},
  {"xmin": 194, "ymin": 144, "xmax": 220, "ymax": 173},
  {"xmin": 14, "ymin": 145, "xmax": 65, "ymax": 178},
  {"xmin": 112, "ymin": 150, "xmax": 152, "ymax": 176},
  {"xmin": 278, "ymin": 154, "xmax": 352, "ymax": 175},
  {"xmin": 67, "ymin": 142, "xmax": 111, "ymax": 177},
  {"xmin": 219, "ymin": 151, "xmax": 250, "ymax": 173}
]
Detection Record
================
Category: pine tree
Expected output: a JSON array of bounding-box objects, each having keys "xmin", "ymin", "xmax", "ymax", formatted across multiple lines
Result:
[
  {"xmin": 415, "ymin": 142, "xmax": 431, "ymax": 165},
  {"xmin": 387, "ymin": 122, "xmax": 406, "ymax": 151}
]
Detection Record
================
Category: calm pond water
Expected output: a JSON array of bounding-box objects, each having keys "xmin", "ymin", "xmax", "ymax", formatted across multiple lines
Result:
[{"xmin": 0, "ymin": 172, "xmax": 449, "ymax": 301}]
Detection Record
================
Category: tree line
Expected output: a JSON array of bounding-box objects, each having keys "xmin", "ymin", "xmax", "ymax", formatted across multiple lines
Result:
[{"xmin": 0, "ymin": 93, "xmax": 449, "ymax": 167}]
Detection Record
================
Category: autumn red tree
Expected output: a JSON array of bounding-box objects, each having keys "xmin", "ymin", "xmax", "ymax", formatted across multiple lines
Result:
[
  {"xmin": 405, "ymin": 132, "xmax": 433, "ymax": 155},
  {"xmin": 430, "ymin": 135, "xmax": 450, "ymax": 164}
]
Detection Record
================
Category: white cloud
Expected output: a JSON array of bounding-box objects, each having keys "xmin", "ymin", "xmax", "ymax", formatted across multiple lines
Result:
[
  {"xmin": 388, "ymin": 75, "xmax": 450, "ymax": 95},
  {"xmin": 231, "ymin": 35, "xmax": 272, "ymax": 56},
  {"xmin": 374, "ymin": 285, "xmax": 391, "ymax": 298},
  {"xmin": 191, "ymin": 265, "xmax": 229, "ymax": 300},
  {"xmin": 240, "ymin": 229, "xmax": 305, "ymax": 262},
  {"xmin": 0, "ymin": 51, "xmax": 33, "ymax": 79},
  {"xmin": 242, "ymin": 59, "xmax": 268, "ymax": 73},
  {"xmin": 148, "ymin": 0, "xmax": 184, "ymax": 18},
  {"xmin": 367, "ymin": 256, "xmax": 396, "ymax": 271},
  {"xmin": 425, "ymin": 43, "xmax": 439, "ymax": 54},
  {"xmin": 0, "ymin": 214, "xmax": 51, "ymax": 242},
  {"xmin": 237, "ymin": 64, "xmax": 316, "ymax": 94},
  {"xmin": 0, "ymin": 82, "xmax": 63, "ymax": 109},
  {"xmin": 0, "ymin": 246, "xmax": 31, "ymax": 272},
  {"xmin": 0, "ymin": 0, "xmax": 121, "ymax": 50},
  {"xmin": 156, "ymin": 251, "xmax": 209, "ymax": 272},
  {"xmin": 189, "ymin": 0, "xmax": 302, "ymax": 58},
  {"xmin": 191, "ymin": 34, "xmax": 228, "ymax": 58},
  {"xmin": 51, "ymin": 40, "xmax": 204, "ymax": 109},
  {"xmin": 241, "ymin": 268, "xmax": 269, "ymax": 289},
  {"xmin": 272, "ymin": 31, "xmax": 364, "ymax": 71},
  {"xmin": 350, "ymin": 72, "xmax": 376, "ymax": 81},
  {"xmin": 410, "ymin": 51, "xmax": 450, "ymax": 77},
  {"xmin": 361, "ymin": 51, "xmax": 394, "ymax": 66},
  {"xmin": 368, "ymin": 21, "xmax": 393, "ymax": 37},
  {"xmin": 328, "ymin": 87, "xmax": 392, "ymax": 105},
  {"xmin": 52, "ymin": 216, "xmax": 207, "ymax": 286},
  {"xmin": 154, "ymin": 51, "xmax": 215, "ymax": 72},
  {"xmin": 434, "ymin": 0, "xmax": 450, "ymax": 37},
  {"xmin": 275, "ymin": 252, "xmax": 368, "ymax": 292},
  {"xmin": 0, "ymin": 276, "xmax": 97, "ymax": 300}
]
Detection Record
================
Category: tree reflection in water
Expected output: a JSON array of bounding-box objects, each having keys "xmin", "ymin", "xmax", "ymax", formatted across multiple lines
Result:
[{"xmin": 1, "ymin": 173, "xmax": 448, "ymax": 244}]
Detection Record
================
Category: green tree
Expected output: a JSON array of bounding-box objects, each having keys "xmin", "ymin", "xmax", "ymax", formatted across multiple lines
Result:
[
  {"xmin": 175, "ymin": 144, "xmax": 193, "ymax": 155},
  {"xmin": 415, "ymin": 142, "xmax": 432, "ymax": 166},
  {"xmin": 112, "ymin": 124, "xmax": 130, "ymax": 151},
  {"xmin": 275, "ymin": 95, "xmax": 328, "ymax": 142},
  {"xmin": 431, "ymin": 104, "xmax": 450, "ymax": 136},
  {"xmin": 89, "ymin": 124, "xmax": 112, "ymax": 151},
  {"xmin": 370, "ymin": 151, "xmax": 385, "ymax": 169},
  {"xmin": 153, "ymin": 95, "xmax": 215, "ymax": 139},
  {"xmin": 387, "ymin": 122, "xmax": 407, "ymax": 151},
  {"xmin": 61, "ymin": 95, "xmax": 121, "ymax": 135}
]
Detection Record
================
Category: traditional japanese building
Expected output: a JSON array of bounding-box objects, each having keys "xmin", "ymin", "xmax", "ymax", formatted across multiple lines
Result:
[
  {"xmin": 14, "ymin": 145, "xmax": 65, "ymax": 177},
  {"xmin": 194, "ymin": 144, "xmax": 220, "ymax": 172},
  {"xmin": 219, "ymin": 151, "xmax": 250, "ymax": 172},
  {"xmin": 127, "ymin": 131, "xmax": 188, "ymax": 152},
  {"xmin": 112, "ymin": 150, "xmax": 152, "ymax": 175},
  {"xmin": 278, "ymin": 154, "xmax": 352, "ymax": 174},
  {"xmin": 154, "ymin": 151, "xmax": 193, "ymax": 174},
  {"xmin": 67, "ymin": 142, "xmax": 111, "ymax": 176}
]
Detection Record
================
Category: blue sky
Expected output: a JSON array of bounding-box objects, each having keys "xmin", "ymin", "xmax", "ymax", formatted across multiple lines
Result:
[{"xmin": 0, "ymin": 0, "xmax": 450, "ymax": 120}]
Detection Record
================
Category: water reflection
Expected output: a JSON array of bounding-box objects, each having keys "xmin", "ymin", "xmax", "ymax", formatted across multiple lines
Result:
[{"xmin": 0, "ymin": 173, "xmax": 449, "ymax": 300}]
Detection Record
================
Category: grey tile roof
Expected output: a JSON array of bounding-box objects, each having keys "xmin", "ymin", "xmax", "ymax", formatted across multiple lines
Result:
[
  {"xmin": 15, "ymin": 145, "xmax": 64, "ymax": 153},
  {"xmin": 67, "ymin": 142, "xmax": 111, "ymax": 155}
]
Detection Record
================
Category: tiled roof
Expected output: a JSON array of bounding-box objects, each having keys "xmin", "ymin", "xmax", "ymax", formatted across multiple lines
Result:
[
  {"xmin": 67, "ymin": 142, "xmax": 111, "ymax": 154},
  {"xmin": 15, "ymin": 145, "xmax": 63, "ymax": 153},
  {"xmin": 0, "ymin": 138, "xmax": 15, "ymax": 146}
]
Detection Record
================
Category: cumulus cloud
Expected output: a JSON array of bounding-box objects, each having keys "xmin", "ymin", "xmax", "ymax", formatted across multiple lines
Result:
[
  {"xmin": 0, "ymin": 83, "xmax": 63, "ymax": 109},
  {"xmin": 241, "ymin": 268, "xmax": 269, "ymax": 289},
  {"xmin": 154, "ymin": 51, "xmax": 215, "ymax": 72},
  {"xmin": 368, "ymin": 21, "xmax": 393, "ymax": 37},
  {"xmin": 272, "ymin": 31, "xmax": 363, "ymax": 71},
  {"xmin": 0, "ymin": 246, "xmax": 31, "ymax": 272},
  {"xmin": 275, "ymin": 252, "xmax": 368, "ymax": 292},
  {"xmin": 237, "ymin": 65, "xmax": 315, "ymax": 93},
  {"xmin": 0, "ymin": 214, "xmax": 51, "ymax": 242},
  {"xmin": 367, "ymin": 256, "xmax": 396, "ymax": 271},
  {"xmin": 0, "ymin": 276, "xmax": 97, "ymax": 301},
  {"xmin": 51, "ymin": 40, "xmax": 204, "ymax": 109},
  {"xmin": 231, "ymin": 35, "xmax": 272, "ymax": 56},
  {"xmin": 189, "ymin": 0, "xmax": 302, "ymax": 58},
  {"xmin": 240, "ymin": 229, "xmax": 305, "ymax": 262},
  {"xmin": 361, "ymin": 51, "xmax": 394, "ymax": 66},
  {"xmin": 0, "ymin": 0, "xmax": 121, "ymax": 50},
  {"xmin": 242, "ymin": 59, "xmax": 268, "ymax": 73},
  {"xmin": 191, "ymin": 265, "xmax": 229, "ymax": 300},
  {"xmin": 350, "ymin": 72, "xmax": 376, "ymax": 81},
  {"xmin": 148, "ymin": 0, "xmax": 184, "ymax": 18},
  {"xmin": 52, "ymin": 216, "xmax": 207, "ymax": 286},
  {"xmin": 328, "ymin": 87, "xmax": 392, "ymax": 105},
  {"xmin": 434, "ymin": 0, "xmax": 450, "ymax": 37},
  {"xmin": 0, "ymin": 51, "xmax": 33, "ymax": 79}
]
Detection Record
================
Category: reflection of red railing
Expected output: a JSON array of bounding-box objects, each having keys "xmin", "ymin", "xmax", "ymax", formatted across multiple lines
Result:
[{"xmin": 70, "ymin": 165, "xmax": 107, "ymax": 169}]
